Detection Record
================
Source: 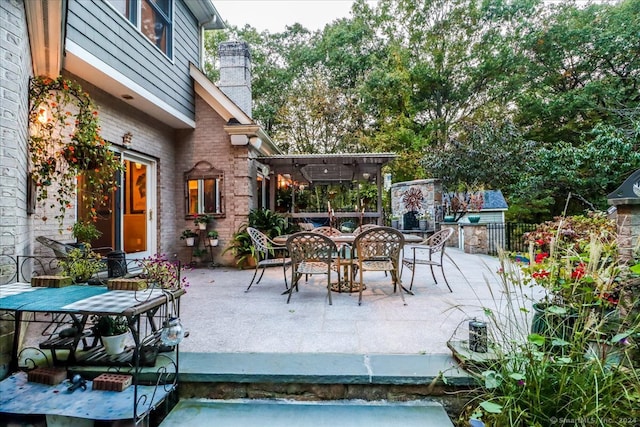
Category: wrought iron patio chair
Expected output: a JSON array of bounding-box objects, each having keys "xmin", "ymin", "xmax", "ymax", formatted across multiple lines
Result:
[
  {"xmin": 245, "ymin": 227, "xmax": 291, "ymax": 292},
  {"xmin": 311, "ymin": 226, "xmax": 342, "ymax": 237},
  {"xmin": 285, "ymin": 232, "xmax": 338, "ymax": 305},
  {"xmin": 352, "ymin": 224, "xmax": 379, "ymax": 235},
  {"xmin": 36, "ymin": 236, "xmax": 114, "ymax": 258},
  {"xmin": 401, "ymin": 228, "xmax": 454, "ymax": 292},
  {"xmin": 352, "ymin": 226, "xmax": 406, "ymax": 305}
]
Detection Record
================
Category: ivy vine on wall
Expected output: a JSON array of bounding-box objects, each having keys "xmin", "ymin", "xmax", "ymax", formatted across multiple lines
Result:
[{"xmin": 29, "ymin": 76, "xmax": 123, "ymax": 225}]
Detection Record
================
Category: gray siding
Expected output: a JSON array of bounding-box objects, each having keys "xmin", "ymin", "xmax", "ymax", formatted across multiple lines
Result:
[{"xmin": 65, "ymin": 0, "xmax": 200, "ymax": 122}]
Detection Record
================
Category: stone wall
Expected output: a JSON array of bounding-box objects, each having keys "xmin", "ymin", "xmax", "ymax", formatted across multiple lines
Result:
[
  {"xmin": 461, "ymin": 224, "xmax": 488, "ymax": 255},
  {"xmin": 614, "ymin": 204, "xmax": 640, "ymax": 263},
  {"xmin": 390, "ymin": 179, "xmax": 442, "ymax": 230}
]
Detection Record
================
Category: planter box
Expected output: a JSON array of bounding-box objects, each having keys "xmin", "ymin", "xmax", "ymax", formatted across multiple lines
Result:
[
  {"xmin": 107, "ymin": 278, "xmax": 148, "ymax": 291},
  {"xmin": 31, "ymin": 276, "xmax": 73, "ymax": 288}
]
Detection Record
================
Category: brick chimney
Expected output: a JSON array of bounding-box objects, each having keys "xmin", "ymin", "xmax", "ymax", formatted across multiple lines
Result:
[{"xmin": 218, "ymin": 41, "xmax": 252, "ymax": 117}]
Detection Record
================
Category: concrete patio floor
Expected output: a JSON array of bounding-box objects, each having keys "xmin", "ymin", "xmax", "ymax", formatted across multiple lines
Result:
[{"xmin": 177, "ymin": 248, "xmax": 538, "ymax": 355}]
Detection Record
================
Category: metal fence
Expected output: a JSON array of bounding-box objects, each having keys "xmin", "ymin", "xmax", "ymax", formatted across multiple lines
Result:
[{"xmin": 487, "ymin": 223, "xmax": 538, "ymax": 255}]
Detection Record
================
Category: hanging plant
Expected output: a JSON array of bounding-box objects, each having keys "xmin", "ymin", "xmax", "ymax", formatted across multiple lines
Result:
[{"xmin": 28, "ymin": 76, "xmax": 123, "ymax": 226}]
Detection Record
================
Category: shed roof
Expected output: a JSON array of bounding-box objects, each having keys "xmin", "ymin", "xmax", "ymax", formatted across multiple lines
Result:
[{"xmin": 483, "ymin": 190, "xmax": 508, "ymax": 210}]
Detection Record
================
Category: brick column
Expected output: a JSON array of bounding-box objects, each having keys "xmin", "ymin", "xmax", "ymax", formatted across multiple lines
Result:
[{"xmin": 461, "ymin": 224, "xmax": 488, "ymax": 254}]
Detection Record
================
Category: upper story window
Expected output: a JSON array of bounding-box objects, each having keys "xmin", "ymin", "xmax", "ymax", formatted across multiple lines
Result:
[{"xmin": 108, "ymin": 0, "xmax": 173, "ymax": 58}]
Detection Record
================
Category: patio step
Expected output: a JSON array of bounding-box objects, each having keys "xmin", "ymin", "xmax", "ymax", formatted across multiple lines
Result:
[
  {"xmin": 173, "ymin": 352, "xmax": 473, "ymax": 425},
  {"xmin": 159, "ymin": 399, "xmax": 454, "ymax": 427}
]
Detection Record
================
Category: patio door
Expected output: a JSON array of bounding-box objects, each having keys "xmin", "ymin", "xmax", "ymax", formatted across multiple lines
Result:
[
  {"xmin": 81, "ymin": 154, "xmax": 156, "ymax": 259},
  {"xmin": 121, "ymin": 156, "xmax": 156, "ymax": 258}
]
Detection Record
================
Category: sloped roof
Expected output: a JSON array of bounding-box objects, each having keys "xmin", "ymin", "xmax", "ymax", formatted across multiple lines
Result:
[
  {"xmin": 483, "ymin": 190, "xmax": 508, "ymax": 210},
  {"xmin": 442, "ymin": 189, "xmax": 508, "ymax": 211}
]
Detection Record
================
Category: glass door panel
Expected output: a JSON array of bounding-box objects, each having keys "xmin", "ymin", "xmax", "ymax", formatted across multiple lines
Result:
[{"xmin": 123, "ymin": 159, "xmax": 153, "ymax": 256}]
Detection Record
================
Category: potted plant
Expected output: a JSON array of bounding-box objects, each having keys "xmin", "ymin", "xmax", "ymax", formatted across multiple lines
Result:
[
  {"xmin": 137, "ymin": 253, "xmax": 190, "ymax": 289},
  {"xmin": 193, "ymin": 214, "xmax": 212, "ymax": 230},
  {"xmin": 521, "ymin": 213, "xmax": 620, "ymax": 340},
  {"xmin": 460, "ymin": 225, "xmax": 638, "ymax": 426},
  {"xmin": 466, "ymin": 190, "xmax": 484, "ymax": 223},
  {"xmin": 59, "ymin": 246, "xmax": 104, "ymax": 283},
  {"xmin": 223, "ymin": 209, "xmax": 296, "ymax": 269},
  {"xmin": 29, "ymin": 76, "xmax": 124, "ymax": 226},
  {"xmin": 192, "ymin": 248, "xmax": 208, "ymax": 264},
  {"xmin": 71, "ymin": 220, "xmax": 102, "ymax": 244},
  {"xmin": 207, "ymin": 230, "xmax": 219, "ymax": 247},
  {"xmin": 93, "ymin": 315, "xmax": 129, "ymax": 355},
  {"xmin": 418, "ymin": 212, "xmax": 431, "ymax": 231},
  {"xmin": 180, "ymin": 229, "xmax": 198, "ymax": 246}
]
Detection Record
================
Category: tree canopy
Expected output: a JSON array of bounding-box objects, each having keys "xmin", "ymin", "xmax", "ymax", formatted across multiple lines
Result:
[{"xmin": 205, "ymin": 0, "xmax": 640, "ymax": 221}]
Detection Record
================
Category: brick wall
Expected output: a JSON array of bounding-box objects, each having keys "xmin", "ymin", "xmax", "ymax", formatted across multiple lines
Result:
[
  {"xmin": 0, "ymin": 0, "xmax": 31, "ymax": 260},
  {"xmin": 178, "ymin": 94, "xmax": 253, "ymax": 266}
]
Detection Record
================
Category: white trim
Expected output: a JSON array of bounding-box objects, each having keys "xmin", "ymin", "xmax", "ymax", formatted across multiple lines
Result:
[
  {"xmin": 25, "ymin": 0, "xmax": 65, "ymax": 77},
  {"xmin": 122, "ymin": 154, "xmax": 157, "ymax": 259},
  {"xmin": 64, "ymin": 40, "xmax": 195, "ymax": 128},
  {"xmin": 190, "ymin": 63, "xmax": 252, "ymax": 124}
]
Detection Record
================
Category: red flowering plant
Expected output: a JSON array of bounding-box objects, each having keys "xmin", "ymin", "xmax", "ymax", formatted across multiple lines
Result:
[
  {"xmin": 522, "ymin": 212, "xmax": 620, "ymax": 310},
  {"xmin": 29, "ymin": 76, "xmax": 123, "ymax": 226}
]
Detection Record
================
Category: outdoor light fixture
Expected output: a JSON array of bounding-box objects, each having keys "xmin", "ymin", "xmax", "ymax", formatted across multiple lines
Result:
[
  {"xmin": 230, "ymin": 134, "xmax": 249, "ymax": 145},
  {"xmin": 160, "ymin": 289, "xmax": 185, "ymax": 346},
  {"xmin": 122, "ymin": 131, "xmax": 133, "ymax": 147},
  {"xmin": 468, "ymin": 319, "xmax": 487, "ymax": 353},
  {"xmin": 160, "ymin": 317, "xmax": 185, "ymax": 346},
  {"xmin": 362, "ymin": 172, "xmax": 371, "ymax": 180}
]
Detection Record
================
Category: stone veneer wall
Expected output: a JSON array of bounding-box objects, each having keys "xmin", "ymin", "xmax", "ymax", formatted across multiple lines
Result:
[
  {"xmin": 390, "ymin": 179, "xmax": 442, "ymax": 229},
  {"xmin": 461, "ymin": 224, "xmax": 488, "ymax": 254},
  {"xmin": 440, "ymin": 224, "xmax": 459, "ymax": 248},
  {"xmin": 613, "ymin": 204, "xmax": 640, "ymax": 263}
]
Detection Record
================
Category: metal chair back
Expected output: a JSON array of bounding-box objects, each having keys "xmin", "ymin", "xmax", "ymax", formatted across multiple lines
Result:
[
  {"xmin": 245, "ymin": 227, "xmax": 291, "ymax": 292},
  {"xmin": 353, "ymin": 224, "xmax": 379, "ymax": 235},
  {"xmin": 402, "ymin": 227, "xmax": 454, "ymax": 292},
  {"xmin": 352, "ymin": 227, "xmax": 406, "ymax": 305},
  {"xmin": 311, "ymin": 226, "xmax": 342, "ymax": 237},
  {"xmin": 285, "ymin": 232, "xmax": 338, "ymax": 304}
]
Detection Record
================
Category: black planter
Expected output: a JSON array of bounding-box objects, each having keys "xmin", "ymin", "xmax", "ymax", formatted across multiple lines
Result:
[{"xmin": 531, "ymin": 303, "xmax": 578, "ymax": 342}]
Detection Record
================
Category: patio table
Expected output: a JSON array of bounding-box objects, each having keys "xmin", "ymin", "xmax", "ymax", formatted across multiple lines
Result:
[{"xmin": 273, "ymin": 233, "xmax": 422, "ymax": 293}]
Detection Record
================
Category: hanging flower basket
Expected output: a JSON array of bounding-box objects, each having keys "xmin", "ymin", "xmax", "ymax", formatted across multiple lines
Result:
[{"xmin": 28, "ymin": 76, "xmax": 123, "ymax": 226}]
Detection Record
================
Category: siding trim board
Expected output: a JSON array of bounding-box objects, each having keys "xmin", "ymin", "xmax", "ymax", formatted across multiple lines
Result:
[{"xmin": 65, "ymin": 40, "xmax": 196, "ymax": 129}]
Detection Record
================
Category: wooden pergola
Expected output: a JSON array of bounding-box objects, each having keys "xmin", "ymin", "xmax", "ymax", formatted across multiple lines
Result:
[{"xmin": 258, "ymin": 153, "xmax": 397, "ymax": 225}]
